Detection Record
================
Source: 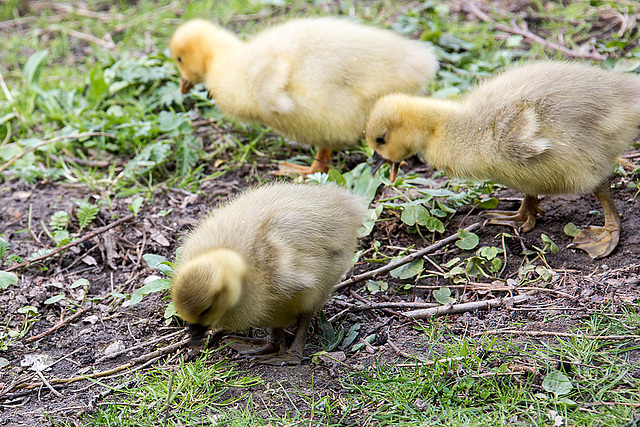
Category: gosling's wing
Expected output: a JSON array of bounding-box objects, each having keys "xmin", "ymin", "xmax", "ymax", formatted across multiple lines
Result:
[
  {"xmin": 493, "ymin": 101, "xmax": 550, "ymax": 162},
  {"xmin": 250, "ymin": 55, "xmax": 295, "ymax": 115}
]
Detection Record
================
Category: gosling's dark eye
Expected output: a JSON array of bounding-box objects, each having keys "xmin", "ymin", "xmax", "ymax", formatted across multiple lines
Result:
[
  {"xmin": 375, "ymin": 136, "xmax": 385, "ymax": 145},
  {"xmin": 177, "ymin": 56, "xmax": 182, "ymax": 63}
]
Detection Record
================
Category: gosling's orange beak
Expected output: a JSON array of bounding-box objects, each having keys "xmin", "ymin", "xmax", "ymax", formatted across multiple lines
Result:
[
  {"xmin": 370, "ymin": 152, "xmax": 400, "ymax": 183},
  {"xmin": 180, "ymin": 77, "xmax": 194, "ymax": 94}
]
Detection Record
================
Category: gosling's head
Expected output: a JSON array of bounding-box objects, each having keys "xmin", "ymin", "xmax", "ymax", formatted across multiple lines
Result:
[
  {"xmin": 171, "ymin": 248, "xmax": 247, "ymax": 344},
  {"xmin": 170, "ymin": 19, "xmax": 237, "ymax": 94},
  {"xmin": 365, "ymin": 93, "xmax": 427, "ymax": 182}
]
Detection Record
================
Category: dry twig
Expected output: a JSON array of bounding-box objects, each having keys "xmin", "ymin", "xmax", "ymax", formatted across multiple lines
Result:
[
  {"xmin": 25, "ymin": 308, "xmax": 88, "ymax": 343},
  {"xmin": 476, "ymin": 329, "xmax": 640, "ymax": 340},
  {"xmin": 464, "ymin": 2, "xmax": 605, "ymax": 61},
  {"xmin": 6, "ymin": 213, "xmax": 135, "ymax": 272},
  {"xmin": 404, "ymin": 293, "xmax": 532, "ymax": 319}
]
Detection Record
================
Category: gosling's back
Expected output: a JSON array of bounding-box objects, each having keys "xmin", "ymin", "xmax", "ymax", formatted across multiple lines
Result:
[{"xmin": 442, "ymin": 61, "xmax": 640, "ymax": 194}]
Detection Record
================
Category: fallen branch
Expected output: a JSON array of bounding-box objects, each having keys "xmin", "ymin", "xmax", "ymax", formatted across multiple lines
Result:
[
  {"xmin": 11, "ymin": 338, "xmax": 189, "ymax": 394},
  {"xmin": 335, "ymin": 223, "xmax": 480, "ymax": 291},
  {"xmin": 0, "ymin": 132, "xmax": 116, "ymax": 174},
  {"xmin": 6, "ymin": 213, "xmax": 135, "ymax": 272},
  {"xmin": 464, "ymin": 2, "xmax": 605, "ymax": 61},
  {"xmin": 25, "ymin": 308, "xmax": 88, "ymax": 343},
  {"xmin": 95, "ymin": 330, "xmax": 183, "ymax": 363},
  {"xmin": 475, "ymin": 329, "xmax": 640, "ymax": 340},
  {"xmin": 403, "ymin": 293, "xmax": 532, "ymax": 319}
]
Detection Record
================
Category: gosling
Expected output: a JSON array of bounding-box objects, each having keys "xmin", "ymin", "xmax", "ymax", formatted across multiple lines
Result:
[
  {"xmin": 171, "ymin": 183, "xmax": 366, "ymax": 364},
  {"xmin": 170, "ymin": 17, "xmax": 437, "ymax": 175},
  {"xmin": 365, "ymin": 61, "xmax": 640, "ymax": 259}
]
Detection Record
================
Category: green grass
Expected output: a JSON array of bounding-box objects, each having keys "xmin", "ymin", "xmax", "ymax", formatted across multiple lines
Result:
[
  {"xmin": 50, "ymin": 309, "xmax": 640, "ymax": 426},
  {"xmin": 3, "ymin": 0, "xmax": 640, "ymax": 425}
]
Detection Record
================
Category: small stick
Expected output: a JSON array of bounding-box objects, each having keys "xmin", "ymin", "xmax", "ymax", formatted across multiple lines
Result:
[
  {"xmin": 0, "ymin": 132, "xmax": 116, "ymax": 174},
  {"xmin": 34, "ymin": 370, "xmax": 63, "ymax": 397},
  {"xmin": 6, "ymin": 213, "xmax": 134, "ymax": 272},
  {"xmin": 464, "ymin": 2, "xmax": 605, "ymax": 61},
  {"xmin": 403, "ymin": 293, "xmax": 532, "ymax": 319},
  {"xmin": 335, "ymin": 223, "xmax": 480, "ymax": 291},
  {"xmin": 25, "ymin": 308, "xmax": 88, "ymax": 343},
  {"xmin": 475, "ymin": 329, "xmax": 640, "ymax": 340},
  {"xmin": 95, "ymin": 330, "xmax": 184, "ymax": 363}
]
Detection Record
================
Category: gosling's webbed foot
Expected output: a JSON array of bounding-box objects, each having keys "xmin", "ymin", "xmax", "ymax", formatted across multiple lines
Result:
[
  {"xmin": 479, "ymin": 194, "xmax": 542, "ymax": 233},
  {"xmin": 272, "ymin": 162, "xmax": 316, "ymax": 176},
  {"xmin": 567, "ymin": 182, "xmax": 622, "ymax": 259},
  {"xmin": 273, "ymin": 148, "xmax": 332, "ymax": 176},
  {"xmin": 567, "ymin": 226, "xmax": 620, "ymax": 259}
]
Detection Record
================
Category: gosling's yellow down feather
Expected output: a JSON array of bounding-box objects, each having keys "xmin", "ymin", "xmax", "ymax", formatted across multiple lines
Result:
[
  {"xmin": 170, "ymin": 17, "xmax": 437, "ymax": 174},
  {"xmin": 171, "ymin": 183, "xmax": 366, "ymax": 364},
  {"xmin": 366, "ymin": 61, "xmax": 640, "ymax": 259}
]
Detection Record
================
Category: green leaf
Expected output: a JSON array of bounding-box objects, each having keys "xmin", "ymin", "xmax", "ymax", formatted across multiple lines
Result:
[
  {"xmin": 77, "ymin": 202, "xmax": 99, "ymax": 231},
  {"xmin": 175, "ymin": 135, "xmax": 201, "ymax": 176},
  {"xmin": 343, "ymin": 163, "xmax": 384, "ymax": 205},
  {"xmin": 164, "ymin": 302, "xmax": 178, "ymax": 325},
  {"xmin": 366, "ymin": 280, "xmax": 388, "ymax": 294},
  {"xmin": 340, "ymin": 323, "xmax": 360, "ymax": 350},
  {"xmin": 129, "ymin": 278, "xmax": 172, "ymax": 306},
  {"xmin": 44, "ymin": 294, "xmax": 65, "ymax": 305},
  {"xmin": 535, "ymin": 266, "xmax": 553, "ymax": 282},
  {"xmin": 86, "ymin": 63, "xmax": 108, "ymax": 107},
  {"xmin": 390, "ymin": 258, "xmax": 424, "ymax": 279},
  {"xmin": 53, "ymin": 230, "xmax": 71, "ymax": 245},
  {"xmin": 327, "ymin": 169, "xmax": 346, "ymax": 187},
  {"xmin": 49, "ymin": 211, "xmax": 70, "ymax": 231},
  {"xmin": 0, "ymin": 239, "xmax": 10, "ymax": 260},
  {"xmin": 563, "ymin": 223, "xmax": 580, "ymax": 238},
  {"xmin": 129, "ymin": 197, "xmax": 144, "ymax": 216},
  {"xmin": 541, "ymin": 234, "xmax": 559, "ymax": 253},
  {"xmin": 24, "ymin": 50, "xmax": 49, "ymax": 94},
  {"xmin": 17, "ymin": 305, "xmax": 38, "ymax": 315},
  {"xmin": 143, "ymin": 254, "xmax": 169, "ymax": 269},
  {"xmin": 401, "ymin": 205, "xmax": 430, "ymax": 227},
  {"xmin": 433, "ymin": 286, "xmax": 455, "ymax": 305},
  {"xmin": 478, "ymin": 246, "xmax": 499, "ymax": 260},
  {"xmin": 456, "ymin": 230, "xmax": 479, "ymax": 250},
  {"xmin": 423, "ymin": 216, "xmax": 445, "ymax": 233},
  {"xmin": 71, "ymin": 278, "xmax": 90, "ymax": 288},
  {"xmin": 542, "ymin": 371, "xmax": 573, "ymax": 397},
  {"xmin": 477, "ymin": 197, "xmax": 499, "ymax": 209},
  {"xmin": 0, "ymin": 271, "xmax": 18, "ymax": 290}
]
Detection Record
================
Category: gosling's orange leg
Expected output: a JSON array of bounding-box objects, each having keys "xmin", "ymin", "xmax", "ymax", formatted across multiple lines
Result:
[
  {"xmin": 246, "ymin": 314, "xmax": 312, "ymax": 366},
  {"xmin": 567, "ymin": 183, "xmax": 620, "ymax": 259},
  {"xmin": 480, "ymin": 194, "xmax": 543, "ymax": 233},
  {"xmin": 274, "ymin": 148, "xmax": 332, "ymax": 176}
]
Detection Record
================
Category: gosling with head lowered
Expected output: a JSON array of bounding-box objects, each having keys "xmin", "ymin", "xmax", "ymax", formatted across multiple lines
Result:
[
  {"xmin": 366, "ymin": 61, "xmax": 640, "ymax": 259},
  {"xmin": 171, "ymin": 183, "xmax": 366, "ymax": 365},
  {"xmin": 170, "ymin": 17, "xmax": 437, "ymax": 175}
]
